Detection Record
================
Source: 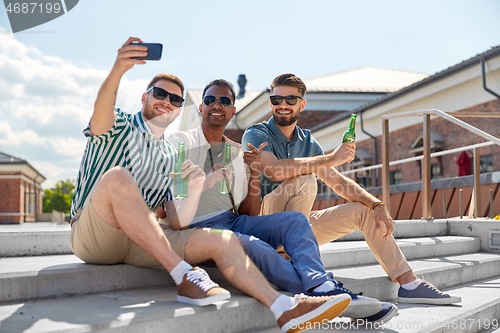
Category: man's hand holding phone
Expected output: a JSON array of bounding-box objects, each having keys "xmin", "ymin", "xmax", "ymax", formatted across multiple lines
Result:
[{"xmin": 112, "ymin": 37, "xmax": 163, "ymax": 74}]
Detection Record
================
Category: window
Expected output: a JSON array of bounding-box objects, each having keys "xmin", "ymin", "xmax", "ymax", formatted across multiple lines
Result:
[
  {"xmin": 480, "ymin": 154, "xmax": 493, "ymax": 173},
  {"xmin": 355, "ymin": 169, "xmax": 370, "ymax": 188},
  {"xmin": 390, "ymin": 170, "xmax": 402, "ymax": 185},
  {"xmin": 357, "ymin": 176, "xmax": 370, "ymax": 188},
  {"xmin": 431, "ymin": 163, "xmax": 441, "ymax": 180}
]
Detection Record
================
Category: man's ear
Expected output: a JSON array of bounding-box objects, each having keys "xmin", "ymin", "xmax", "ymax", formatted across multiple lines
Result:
[
  {"xmin": 199, "ymin": 104, "xmax": 203, "ymax": 114},
  {"xmin": 141, "ymin": 93, "xmax": 147, "ymax": 105},
  {"xmin": 232, "ymin": 106, "xmax": 236, "ymax": 117},
  {"xmin": 299, "ymin": 98, "xmax": 306, "ymax": 112}
]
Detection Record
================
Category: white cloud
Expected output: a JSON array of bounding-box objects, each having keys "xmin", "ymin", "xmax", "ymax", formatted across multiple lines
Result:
[
  {"xmin": 0, "ymin": 121, "xmax": 47, "ymax": 146},
  {"xmin": 49, "ymin": 137, "xmax": 87, "ymax": 158},
  {"xmin": 0, "ymin": 32, "xmax": 150, "ymax": 189}
]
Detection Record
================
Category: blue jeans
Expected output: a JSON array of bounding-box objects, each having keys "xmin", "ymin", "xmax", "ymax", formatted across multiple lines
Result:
[{"xmin": 189, "ymin": 210, "xmax": 330, "ymax": 293}]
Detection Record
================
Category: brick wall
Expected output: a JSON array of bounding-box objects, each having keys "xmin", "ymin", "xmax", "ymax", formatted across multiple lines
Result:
[
  {"xmin": 340, "ymin": 99, "xmax": 500, "ymax": 185},
  {"xmin": 224, "ymin": 129, "xmax": 244, "ymax": 143},
  {"xmin": 0, "ymin": 177, "xmax": 22, "ymax": 223},
  {"xmin": 297, "ymin": 111, "xmax": 349, "ymax": 130},
  {"xmin": 0, "ymin": 172, "xmax": 43, "ymax": 223}
]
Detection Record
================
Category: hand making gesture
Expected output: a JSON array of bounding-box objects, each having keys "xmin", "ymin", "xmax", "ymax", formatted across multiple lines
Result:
[{"xmin": 244, "ymin": 142, "xmax": 268, "ymax": 173}]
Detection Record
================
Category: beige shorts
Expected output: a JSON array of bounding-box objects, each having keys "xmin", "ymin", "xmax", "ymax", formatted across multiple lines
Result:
[{"xmin": 70, "ymin": 200, "xmax": 195, "ymax": 269}]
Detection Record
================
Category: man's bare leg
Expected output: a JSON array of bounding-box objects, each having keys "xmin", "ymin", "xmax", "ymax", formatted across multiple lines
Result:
[
  {"xmin": 91, "ymin": 166, "xmax": 180, "ymax": 271},
  {"xmin": 184, "ymin": 228, "xmax": 280, "ymax": 308}
]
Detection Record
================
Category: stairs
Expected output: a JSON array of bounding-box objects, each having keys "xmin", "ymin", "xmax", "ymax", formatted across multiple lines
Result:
[{"xmin": 1, "ymin": 220, "xmax": 500, "ymax": 333}]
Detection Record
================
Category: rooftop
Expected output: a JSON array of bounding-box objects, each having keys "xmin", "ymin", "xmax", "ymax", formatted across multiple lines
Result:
[
  {"xmin": 0, "ymin": 151, "xmax": 26, "ymax": 165},
  {"xmin": 310, "ymin": 45, "xmax": 500, "ymax": 132},
  {"xmin": 304, "ymin": 66, "xmax": 429, "ymax": 93}
]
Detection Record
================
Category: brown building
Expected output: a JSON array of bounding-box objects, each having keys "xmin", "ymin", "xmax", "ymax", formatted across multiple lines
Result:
[
  {"xmin": 0, "ymin": 152, "xmax": 45, "ymax": 224},
  {"xmin": 311, "ymin": 45, "xmax": 500, "ymax": 187}
]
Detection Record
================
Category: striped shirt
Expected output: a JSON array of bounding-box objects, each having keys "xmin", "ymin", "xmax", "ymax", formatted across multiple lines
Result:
[{"xmin": 70, "ymin": 110, "xmax": 176, "ymax": 219}]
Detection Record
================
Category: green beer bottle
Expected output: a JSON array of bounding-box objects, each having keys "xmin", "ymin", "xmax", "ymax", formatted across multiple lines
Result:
[
  {"xmin": 173, "ymin": 142, "xmax": 188, "ymax": 199},
  {"xmin": 219, "ymin": 142, "xmax": 234, "ymax": 195},
  {"xmin": 342, "ymin": 114, "xmax": 357, "ymax": 143}
]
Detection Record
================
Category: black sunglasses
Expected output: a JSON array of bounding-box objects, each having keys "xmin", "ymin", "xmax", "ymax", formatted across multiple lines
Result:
[
  {"xmin": 146, "ymin": 86, "xmax": 185, "ymax": 107},
  {"xmin": 270, "ymin": 95, "xmax": 303, "ymax": 106},
  {"xmin": 203, "ymin": 95, "xmax": 233, "ymax": 108}
]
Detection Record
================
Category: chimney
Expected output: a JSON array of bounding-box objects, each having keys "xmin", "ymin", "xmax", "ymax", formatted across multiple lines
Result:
[{"xmin": 236, "ymin": 74, "xmax": 247, "ymax": 99}]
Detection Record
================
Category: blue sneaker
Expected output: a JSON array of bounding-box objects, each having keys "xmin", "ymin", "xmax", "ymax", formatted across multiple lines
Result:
[
  {"xmin": 398, "ymin": 280, "xmax": 461, "ymax": 305},
  {"xmin": 306, "ymin": 281, "xmax": 381, "ymax": 318},
  {"xmin": 359, "ymin": 302, "xmax": 398, "ymax": 325}
]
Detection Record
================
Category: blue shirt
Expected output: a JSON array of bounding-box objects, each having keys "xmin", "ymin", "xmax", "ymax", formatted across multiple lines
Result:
[{"xmin": 242, "ymin": 117, "xmax": 324, "ymax": 197}]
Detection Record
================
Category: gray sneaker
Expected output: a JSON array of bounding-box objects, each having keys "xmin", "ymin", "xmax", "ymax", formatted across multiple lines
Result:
[
  {"xmin": 398, "ymin": 281, "xmax": 461, "ymax": 305},
  {"xmin": 354, "ymin": 302, "xmax": 398, "ymax": 325},
  {"xmin": 306, "ymin": 281, "xmax": 381, "ymax": 318}
]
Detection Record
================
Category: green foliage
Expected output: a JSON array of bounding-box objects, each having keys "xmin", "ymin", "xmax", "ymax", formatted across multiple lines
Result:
[{"xmin": 42, "ymin": 179, "xmax": 76, "ymax": 213}]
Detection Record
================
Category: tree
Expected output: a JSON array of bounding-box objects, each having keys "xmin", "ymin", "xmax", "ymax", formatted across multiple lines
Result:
[{"xmin": 42, "ymin": 179, "xmax": 76, "ymax": 213}]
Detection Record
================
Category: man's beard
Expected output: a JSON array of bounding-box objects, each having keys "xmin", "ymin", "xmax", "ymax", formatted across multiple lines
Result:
[
  {"xmin": 272, "ymin": 109, "xmax": 300, "ymax": 127},
  {"xmin": 143, "ymin": 104, "xmax": 173, "ymax": 129}
]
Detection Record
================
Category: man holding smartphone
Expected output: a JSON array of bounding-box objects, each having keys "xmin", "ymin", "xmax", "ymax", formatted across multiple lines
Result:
[{"xmin": 69, "ymin": 38, "xmax": 350, "ymax": 332}]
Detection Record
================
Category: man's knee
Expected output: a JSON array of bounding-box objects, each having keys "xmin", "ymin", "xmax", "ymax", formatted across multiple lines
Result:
[
  {"xmin": 194, "ymin": 229, "xmax": 244, "ymax": 255},
  {"xmin": 278, "ymin": 211, "xmax": 310, "ymax": 228},
  {"xmin": 99, "ymin": 166, "xmax": 135, "ymax": 191},
  {"xmin": 276, "ymin": 175, "xmax": 317, "ymax": 197}
]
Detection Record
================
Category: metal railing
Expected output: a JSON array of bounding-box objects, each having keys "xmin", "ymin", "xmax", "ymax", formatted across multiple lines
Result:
[{"xmin": 381, "ymin": 109, "xmax": 500, "ymax": 219}]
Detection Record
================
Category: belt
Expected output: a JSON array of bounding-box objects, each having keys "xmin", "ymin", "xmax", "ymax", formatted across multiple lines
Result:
[{"xmin": 70, "ymin": 210, "xmax": 83, "ymax": 226}]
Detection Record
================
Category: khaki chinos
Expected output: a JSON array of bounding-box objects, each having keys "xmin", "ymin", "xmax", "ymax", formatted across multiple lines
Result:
[{"xmin": 259, "ymin": 175, "xmax": 411, "ymax": 282}]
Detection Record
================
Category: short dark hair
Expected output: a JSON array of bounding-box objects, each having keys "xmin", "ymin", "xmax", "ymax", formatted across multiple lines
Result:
[
  {"xmin": 202, "ymin": 79, "xmax": 236, "ymax": 102},
  {"xmin": 147, "ymin": 73, "xmax": 184, "ymax": 96},
  {"xmin": 270, "ymin": 73, "xmax": 307, "ymax": 97}
]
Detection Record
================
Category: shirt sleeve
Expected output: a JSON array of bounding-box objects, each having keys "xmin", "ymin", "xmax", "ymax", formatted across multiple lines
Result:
[
  {"xmin": 242, "ymin": 127, "xmax": 273, "ymax": 152},
  {"xmin": 313, "ymin": 140, "xmax": 324, "ymax": 156},
  {"xmin": 83, "ymin": 109, "xmax": 128, "ymax": 145}
]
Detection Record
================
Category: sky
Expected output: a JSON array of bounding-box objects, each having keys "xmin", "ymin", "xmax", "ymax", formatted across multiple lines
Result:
[{"xmin": 0, "ymin": 0, "xmax": 499, "ymax": 189}]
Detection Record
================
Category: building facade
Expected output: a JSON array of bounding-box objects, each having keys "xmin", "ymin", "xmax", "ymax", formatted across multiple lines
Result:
[{"xmin": 0, "ymin": 152, "xmax": 45, "ymax": 223}]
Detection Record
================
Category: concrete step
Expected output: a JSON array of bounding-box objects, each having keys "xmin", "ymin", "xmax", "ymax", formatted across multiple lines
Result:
[
  {"xmin": 0, "ymin": 255, "xmax": 226, "ymax": 304},
  {"xmin": 1, "ymin": 276, "xmax": 499, "ymax": 333},
  {"xmin": 0, "ymin": 223, "xmax": 71, "ymax": 257},
  {"xmin": 321, "ymin": 236, "xmax": 480, "ymax": 269},
  {"xmin": 255, "ymin": 276, "xmax": 500, "ymax": 333},
  {"xmin": 0, "ymin": 286, "xmax": 277, "ymax": 333},
  {"xmin": 0, "ymin": 219, "xmax": 453, "ymax": 258},
  {"xmin": 0, "ymin": 236, "xmax": 480, "ymax": 303},
  {"xmin": 330, "ymin": 252, "xmax": 500, "ymax": 302},
  {"xmin": 0, "ymin": 255, "xmax": 168, "ymax": 304},
  {"xmin": 2, "ymin": 249, "xmax": 500, "ymax": 307}
]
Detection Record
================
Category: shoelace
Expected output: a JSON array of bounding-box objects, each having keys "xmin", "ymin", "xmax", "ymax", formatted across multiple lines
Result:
[
  {"xmin": 185, "ymin": 268, "xmax": 219, "ymax": 292},
  {"xmin": 295, "ymin": 293, "xmax": 309, "ymax": 300},
  {"xmin": 421, "ymin": 281, "xmax": 445, "ymax": 295},
  {"xmin": 334, "ymin": 281, "xmax": 363, "ymax": 296}
]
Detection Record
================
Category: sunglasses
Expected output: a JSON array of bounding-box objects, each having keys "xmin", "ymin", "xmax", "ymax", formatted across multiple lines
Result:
[
  {"xmin": 146, "ymin": 86, "xmax": 185, "ymax": 107},
  {"xmin": 203, "ymin": 95, "xmax": 233, "ymax": 108},
  {"xmin": 270, "ymin": 95, "xmax": 303, "ymax": 106}
]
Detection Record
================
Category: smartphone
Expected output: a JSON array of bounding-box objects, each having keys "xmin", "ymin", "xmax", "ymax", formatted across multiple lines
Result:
[{"xmin": 131, "ymin": 43, "xmax": 163, "ymax": 61}]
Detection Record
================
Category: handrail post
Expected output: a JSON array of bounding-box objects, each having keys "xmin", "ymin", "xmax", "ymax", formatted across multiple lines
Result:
[
  {"xmin": 326, "ymin": 184, "xmax": 331, "ymax": 208},
  {"xmin": 422, "ymin": 114, "xmax": 432, "ymax": 219},
  {"xmin": 382, "ymin": 118, "xmax": 390, "ymax": 210},
  {"xmin": 473, "ymin": 147, "xmax": 482, "ymax": 218}
]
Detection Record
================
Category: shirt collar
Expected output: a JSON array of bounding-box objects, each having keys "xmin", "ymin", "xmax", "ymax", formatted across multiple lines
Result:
[
  {"xmin": 196, "ymin": 125, "xmax": 241, "ymax": 149},
  {"xmin": 133, "ymin": 111, "xmax": 162, "ymax": 141}
]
